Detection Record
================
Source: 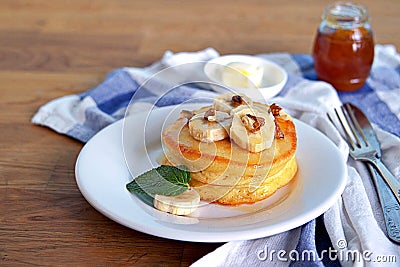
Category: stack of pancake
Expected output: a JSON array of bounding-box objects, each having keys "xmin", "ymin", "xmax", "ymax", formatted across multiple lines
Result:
[{"xmin": 161, "ymin": 97, "xmax": 297, "ymax": 205}]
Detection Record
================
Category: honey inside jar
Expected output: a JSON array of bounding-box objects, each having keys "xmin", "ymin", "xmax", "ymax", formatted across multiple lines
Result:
[{"xmin": 312, "ymin": 2, "xmax": 374, "ymax": 91}]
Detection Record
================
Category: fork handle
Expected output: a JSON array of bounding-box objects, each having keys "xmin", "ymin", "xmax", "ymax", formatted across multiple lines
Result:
[
  {"xmin": 371, "ymin": 158, "xmax": 400, "ymax": 205},
  {"xmin": 368, "ymin": 164, "xmax": 400, "ymax": 243}
]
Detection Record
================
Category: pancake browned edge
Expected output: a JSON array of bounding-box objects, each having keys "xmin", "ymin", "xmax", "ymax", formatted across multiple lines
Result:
[{"xmin": 161, "ymin": 102, "xmax": 297, "ymax": 205}]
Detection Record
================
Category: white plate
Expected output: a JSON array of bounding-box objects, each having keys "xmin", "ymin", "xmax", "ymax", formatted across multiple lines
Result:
[{"xmin": 75, "ymin": 105, "xmax": 346, "ymax": 242}]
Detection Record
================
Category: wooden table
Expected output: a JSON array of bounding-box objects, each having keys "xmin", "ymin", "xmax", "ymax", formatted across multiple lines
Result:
[{"xmin": 1, "ymin": 0, "xmax": 399, "ymax": 265}]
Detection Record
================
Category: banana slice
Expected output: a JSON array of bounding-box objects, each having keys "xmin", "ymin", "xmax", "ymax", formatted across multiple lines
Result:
[
  {"xmin": 230, "ymin": 107, "xmax": 275, "ymax": 152},
  {"xmin": 213, "ymin": 93, "xmax": 253, "ymax": 114},
  {"xmin": 153, "ymin": 188, "xmax": 200, "ymax": 216},
  {"xmin": 188, "ymin": 109, "xmax": 232, "ymax": 142},
  {"xmin": 230, "ymin": 103, "xmax": 262, "ymax": 116}
]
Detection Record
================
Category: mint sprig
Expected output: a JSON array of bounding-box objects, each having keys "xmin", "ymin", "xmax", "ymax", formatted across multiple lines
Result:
[{"xmin": 126, "ymin": 165, "xmax": 191, "ymax": 200}]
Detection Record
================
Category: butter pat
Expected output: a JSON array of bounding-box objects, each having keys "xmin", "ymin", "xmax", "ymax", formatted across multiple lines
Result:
[{"xmin": 222, "ymin": 62, "xmax": 264, "ymax": 88}]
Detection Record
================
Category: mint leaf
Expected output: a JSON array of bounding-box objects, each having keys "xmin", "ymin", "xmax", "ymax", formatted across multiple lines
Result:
[{"xmin": 126, "ymin": 165, "xmax": 191, "ymax": 198}]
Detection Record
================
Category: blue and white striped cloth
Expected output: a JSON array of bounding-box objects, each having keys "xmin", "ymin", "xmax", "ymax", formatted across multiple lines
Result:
[{"xmin": 32, "ymin": 46, "xmax": 400, "ymax": 266}]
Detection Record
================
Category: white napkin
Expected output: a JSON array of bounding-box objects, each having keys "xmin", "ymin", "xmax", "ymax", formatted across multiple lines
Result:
[{"xmin": 192, "ymin": 51, "xmax": 400, "ymax": 266}]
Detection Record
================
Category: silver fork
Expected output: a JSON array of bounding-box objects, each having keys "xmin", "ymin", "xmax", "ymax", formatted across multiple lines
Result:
[
  {"xmin": 329, "ymin": 103, "xmax": 400, "ymax": 243},
  {"xmin": 367, "ymin": 164, "xmax": 400, "ymax": 243},
  {"xmin": 328, "ymin": 103, "xmax": 400, "ymax": 205},
  {"xmin": 328, "ymin": 103, "xmax": 400, "ymax": 204}
]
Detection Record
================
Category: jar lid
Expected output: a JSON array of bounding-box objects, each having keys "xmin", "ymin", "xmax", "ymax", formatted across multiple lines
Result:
[{"xmin": 323, "ymin": 2, "xmax": 369, "ymax": 28}]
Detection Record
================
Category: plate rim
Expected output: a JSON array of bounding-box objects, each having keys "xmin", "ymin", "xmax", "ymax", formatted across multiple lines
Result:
[{"xmin": 75, "ymin": 105, "xmax": 347, "ymax": 242}]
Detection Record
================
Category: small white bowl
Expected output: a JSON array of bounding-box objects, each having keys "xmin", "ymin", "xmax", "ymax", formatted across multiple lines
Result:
[{"xmin": 204, "ymin": 55, "xmax": 288, "ymax": 101}]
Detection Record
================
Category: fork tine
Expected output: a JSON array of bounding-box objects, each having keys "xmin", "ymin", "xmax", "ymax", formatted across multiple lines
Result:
[
  {"xmin": 330, "ymin": 107, "xmax": 356, "ymax": 150},
  {"xmin": 340, "ymin": 104, "xmax": 366, "ymax": 149},
  {"xmin": 343, "ymin": 103, "xmax": 370, "ymax": 147}
]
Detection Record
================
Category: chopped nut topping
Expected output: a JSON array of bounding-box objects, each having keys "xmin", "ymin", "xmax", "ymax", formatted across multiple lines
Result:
[
  {"xmin": 274, "ymin": 118, "xmax": 285, "ymax": 139},
  {"xmin": 181, "ymin": 110, "xmax": 194, "ymax": 121},
  {"xmin": 268, "ymin": 104, "xmax": 285, "ymax": 138},
  {"xmin": 231, "ymin": 95, "xmax": 245, "ymax": 107},
  {"xmin": 269, "ymin": 103, "xmax": 282, "ymax": 117},
  {"xmin": 242, "ymin": 114, "xmax": 265, "ymax": 133},
  {"xmin": 204, "ymin": 108, "xmax": 217, "ymax": 121}
]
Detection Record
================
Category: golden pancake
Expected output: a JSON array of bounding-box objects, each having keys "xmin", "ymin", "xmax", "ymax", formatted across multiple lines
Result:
[
  {"xmin": 161, "ymin": 100, "xmax": 297, "ymax": 205},
  {"xmin": 188, "ymin": 156, "xmax": 297, "ymax": 205}
]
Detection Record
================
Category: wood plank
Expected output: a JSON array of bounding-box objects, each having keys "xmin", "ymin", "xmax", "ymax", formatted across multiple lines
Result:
[{"xmin": 1, "ymin": 0, "xmax": 399, "ymax": 265}]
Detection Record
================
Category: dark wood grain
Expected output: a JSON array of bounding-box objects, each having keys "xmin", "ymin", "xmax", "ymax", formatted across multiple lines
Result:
[{"xmin": 1, "ymin": 0, "xmax": 399, "ymax": 265}]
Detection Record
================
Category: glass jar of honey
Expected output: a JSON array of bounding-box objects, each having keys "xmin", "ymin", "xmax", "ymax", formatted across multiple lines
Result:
[{"xmin": 312, "ymin": 2, "xmax": 374, "ymax": 91}]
